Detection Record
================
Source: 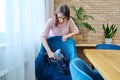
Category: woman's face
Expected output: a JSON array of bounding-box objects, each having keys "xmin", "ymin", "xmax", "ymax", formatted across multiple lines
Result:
[{"xmin": 57, "ymin": 13, "xmax": 67, "ymax": 24}]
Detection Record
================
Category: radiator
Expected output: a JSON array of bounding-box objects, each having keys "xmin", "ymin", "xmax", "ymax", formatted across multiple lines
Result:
[
  {"xmin": 0, "ymin": 43, "xmax": 7, "ymax": 80},
  {"xmin": 0, "ymin": 69, "xmax": 8, "ymax": 80}
]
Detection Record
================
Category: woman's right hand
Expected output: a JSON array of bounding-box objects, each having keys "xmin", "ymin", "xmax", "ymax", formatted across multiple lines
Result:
[{"xmin": 47, "ymin": 51, "xmax": 56, "ymax": 60}]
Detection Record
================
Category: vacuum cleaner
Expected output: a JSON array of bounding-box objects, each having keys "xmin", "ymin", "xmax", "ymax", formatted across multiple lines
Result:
[{"xmin": 44, "ymin": 49, "xmax": 69, "ymax": 75}]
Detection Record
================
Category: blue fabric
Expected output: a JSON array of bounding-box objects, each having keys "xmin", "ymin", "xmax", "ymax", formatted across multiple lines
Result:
[
  {"xmin": 35, "ymin": 36, "xmax": 78, "ymax": 80},
  {"xmin": 96, "ymin": 44, "xmax": 120, "ymax": 50},
  {"xmin": 70, "ymin": 58, "xmax": 104, "ymax": 80}
]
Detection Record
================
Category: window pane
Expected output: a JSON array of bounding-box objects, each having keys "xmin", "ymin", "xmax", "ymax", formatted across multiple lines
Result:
[
  {"xmin": 13, "ymin": 0, "xmax": 20, "ymax": 32},
  {"xmin": 0, "ymin": 0, "xmax": 6, "ymax": 32}
]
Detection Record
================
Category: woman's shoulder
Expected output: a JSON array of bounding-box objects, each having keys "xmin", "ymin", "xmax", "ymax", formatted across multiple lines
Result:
[
  {"xmin": 68, "ymin": 17, "xmax": 74, "ymax": 23},
  {"xmin": 47, "ymin": 17, "xmax": 54, "ymax": 23},
  {"xmin": 45, "ymin": 17, "xmax": 55, "ymax": 28}
]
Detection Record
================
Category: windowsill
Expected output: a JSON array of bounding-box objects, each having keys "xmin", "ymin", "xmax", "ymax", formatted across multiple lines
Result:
[
  {"xmin": 0, "ymin": 42, "xmax": 6, "ymax": 47},
  {"xmin": 0, "ymin": 42, "xmax": 28, "ymax": 63},
  {"xmin": 76, "ymin": 44, "xmax": 96, "ymax": 47},
  {"xmin": 76, "ymin": 43, "xmax": 120, "ymax": 47}
]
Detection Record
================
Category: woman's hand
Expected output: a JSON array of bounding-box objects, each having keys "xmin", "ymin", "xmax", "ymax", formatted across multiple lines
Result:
[
  {"xmin": 62, "ymin": 35, "xmax": 70, "ymax": 42},
  {"xmin": 47, "ymin": 51, "xmax": 55, "ymax": 60}
]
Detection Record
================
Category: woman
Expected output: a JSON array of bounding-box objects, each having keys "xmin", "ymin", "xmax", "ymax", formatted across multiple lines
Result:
[{"xmin": 40, "ymin": 4, "xmax": 79, "ymax": 60}]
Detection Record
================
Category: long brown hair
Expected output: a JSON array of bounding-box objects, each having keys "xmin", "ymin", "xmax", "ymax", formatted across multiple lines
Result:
[{"xmin": 54, "ymin": 4, "xmax": 70, "ymax": 26}]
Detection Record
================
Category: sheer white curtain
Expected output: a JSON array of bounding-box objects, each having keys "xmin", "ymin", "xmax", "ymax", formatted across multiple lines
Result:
[
  {"xmin": 45, "ymin": 0, "xmax": 54, "ymax": 21},
  {"xmin": 0, "ymin": 0, "xmax": 46, "ymax": 80}
]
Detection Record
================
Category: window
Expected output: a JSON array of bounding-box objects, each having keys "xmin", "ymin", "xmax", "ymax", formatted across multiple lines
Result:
[
  {"xmin": 0, "ymin": 0, "xmax": 20, "ymax": 43},
  {"xmin": 0, "ymin": 0, "xmax": 6, "ymax": 43},
  {"xmin": 0, "ymin": 0, "xmax": 6, "ymax": 32}
]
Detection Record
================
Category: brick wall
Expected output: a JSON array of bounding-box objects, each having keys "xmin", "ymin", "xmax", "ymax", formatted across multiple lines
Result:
[{"xmin": 54, "ymin": 0, "xmax": 120, "ymax": 44}]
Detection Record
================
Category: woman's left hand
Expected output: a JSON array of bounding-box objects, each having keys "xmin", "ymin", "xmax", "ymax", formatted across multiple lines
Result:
[{"xmin": 62, "ymin": 35, "xmax": 70, "ymax": 42}]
